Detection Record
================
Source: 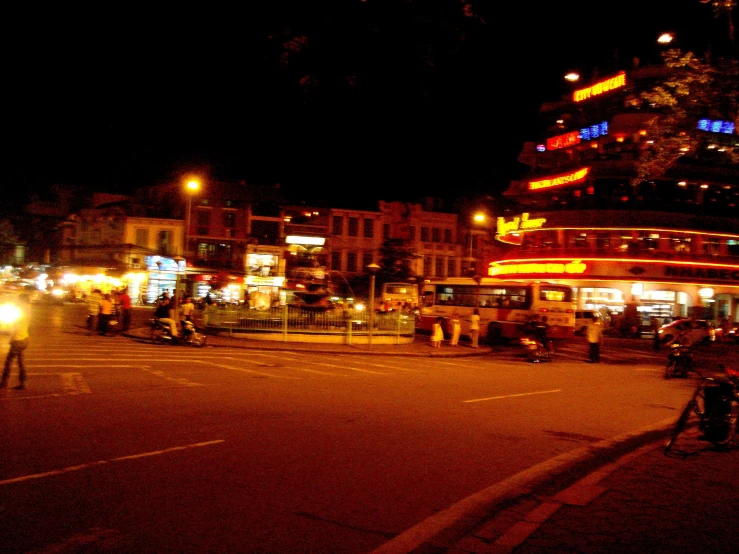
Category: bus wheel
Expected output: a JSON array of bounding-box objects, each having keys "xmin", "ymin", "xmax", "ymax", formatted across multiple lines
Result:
[{"xmin": 486, "ymin": 324, "xmax": 503, "ymax": 345}]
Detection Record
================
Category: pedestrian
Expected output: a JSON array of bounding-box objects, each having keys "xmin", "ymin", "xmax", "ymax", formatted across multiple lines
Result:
[
  {"xmin": 450, "ymin": 310, "xmax": 461, "ymax": 346},
  {"xmin": 650, "ymin": 316, "xmax": 661, "ymax": 351},
  {"xmin": 1, "ymin": 292, "xmax": 32, "ymax": 390},
  {"xmin": 86, "ymin": 288, "xmax": 102, "ymax": 332},
  {"xmin": 97, "ymin": 293, "xmax": 115, "ymax": 335},
  {"xmin": 586, "ymin": 315, "xmax": 604, "ymax": 362},
  {"xmin": 118, "ymin": 287, "xmax": 133, "ymax": 331},
  {"xmin": 469, "ymin": 308, "xmax": 480, "ymax": 348},
  {"xmin": 430, "ymin": 316, "xmax": 444, "ymax": 348},
  {"xmin": 180, "ymin": 295, "xmax": 195, "ymax": 324}
]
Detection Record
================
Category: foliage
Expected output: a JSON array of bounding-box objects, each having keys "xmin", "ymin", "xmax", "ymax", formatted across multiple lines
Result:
[
  {"xmin": 377, "ymin": 238, "xmax": 421, "ymax": 284},
  {"xmin": 633, "ymin": 48, "xmax": 739, "ymax": 185}
]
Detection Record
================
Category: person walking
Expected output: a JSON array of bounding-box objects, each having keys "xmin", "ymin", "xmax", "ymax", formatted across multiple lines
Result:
[
  {"xmin": 650, "ymin": 316, "xmax": 662, "ymax": 351},
  {"xmin": 469, "ymin": 308, "xmax": 480, "ymax": 348},
  {"xmin": 1, "ymin": 292, "xmax": 32, "ymax": 390},
  {"xmin": 430, "ymin": 317, "xmax": 444, "ymax": 348},
  {"xmin": 86, "ymin": 288, "xmax": 102, "ymax": 332},
  {"xmin": 118, "ymin": 287, "xmax": 133, "ymax": 331},
  {"xmin": 586, "ymin": 315, "xmax": 604, "ymax": 362},
  {"xmin": 450, "ymin": 310, "xmax": 461, "ymax": 346}
]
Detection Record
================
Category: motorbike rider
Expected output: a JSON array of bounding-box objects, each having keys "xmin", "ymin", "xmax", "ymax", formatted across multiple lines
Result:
[{"xmin": 154, "ymin": 296, "xmax": 179, "ymax": 340}]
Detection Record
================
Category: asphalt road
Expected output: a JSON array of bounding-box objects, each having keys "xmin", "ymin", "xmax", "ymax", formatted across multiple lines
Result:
[{"xmin": 0, "ymin": 302, "xmax": 720, "ymax": 553}]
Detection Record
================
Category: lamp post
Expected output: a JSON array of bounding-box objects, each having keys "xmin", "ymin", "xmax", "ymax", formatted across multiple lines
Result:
[
  {"xmin": 172, "ymin": 255, "xmax": 185, "ymax": 313},
  {"xmin": 366, "ymin": 263, "xmax": 381, "ymax": 349},
  {"xmin": 468, "ymin": 212, "xmax": 486, "ymax": 275},
  {"xmin": 183, "ymin": 179, "xmax": 200, "ymax": 257}
]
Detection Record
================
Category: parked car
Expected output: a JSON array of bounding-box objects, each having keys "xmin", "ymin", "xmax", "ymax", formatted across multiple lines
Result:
[
  {"xmin": 575, "ymin": 310, "xmax": 598, "ymax": 335},
  {"xmin": 656, "ymin": 318, "xmax": 715, "ymax": 345}
]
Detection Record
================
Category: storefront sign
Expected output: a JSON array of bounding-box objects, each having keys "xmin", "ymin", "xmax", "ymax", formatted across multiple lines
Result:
[
  {"xmin": 546, "ymin": 131, "xmax": 580, "ymax": 150},
  {"xmin": 573, "ymin": 72, "xmax": 626, "ymax": 102},
  {"xmin": 496, "ymin": 213, "xmax": 547, "ymax": 237},
  {"xmin": 580, "ymin": 121, "xmax": 608, "ymax": 140},
  {"xmin": 528, "ymin": 167, "xmax": 590, "ymax": 191},
  {"xmin": 488, "ymin": 260, "xmax": 587, "ymax": 277},
  {"xmin": 286, "ymin": 235, "xmax": 325, "ymax": 246},
  {"xmin": 245, "ymin": 275, "xmax": 285, "ymax": 287}
]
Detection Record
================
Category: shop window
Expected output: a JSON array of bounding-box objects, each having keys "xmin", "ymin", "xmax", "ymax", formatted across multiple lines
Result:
[
  {"xmin": 727, "ymin": 240, "xmax": 739, "ymax": 256},
  {"xmin": 671, "ymin": 236, "xmax": 692, "ymax": 253},
  {"xmin": 596, "ymin": 233, "xmax": 611, "ymax": 250},
  {"xmin": 572, "ymin": 233, "xmax": 588, "ymax": 248},
  {"xmin": 222, "ymin": 212, "xmax": 236, "ymax": 228},
  {"xmin": 639, "ymin": 232, "xmax": 659, "ymax": 251},
  {"xmin": 702, "ymin": 237, "xmax": 720, "ymax": 255}
]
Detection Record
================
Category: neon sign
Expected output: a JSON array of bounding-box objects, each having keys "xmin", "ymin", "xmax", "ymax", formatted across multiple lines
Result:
[
  {"xmin": 496, "ymin": 213, "xmax": 547, "ymax": 236},
  {"xmin": 580, "ymin": 121, "xmax": 608, "ymax": 140},
  {"xmin": 488, "ymin": 260, "xmax": 588, "ymax": 277},
  {"xmin": 528, "ymin": 167, "xmax": 590, "ymax": 191},
  {"xmin": 546, "ymin": 131, "xmax": 580, "ymax": 150},
  {"xmin": 573, "ymin": 72, "xmax": 626, "ymax": 102},
  {"xmin": 697, "ymin": 119, "xmax": 735, "ymax": 134}
]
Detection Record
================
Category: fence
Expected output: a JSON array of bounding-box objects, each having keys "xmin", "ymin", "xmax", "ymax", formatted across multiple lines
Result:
[{"xmin": 198, "ymin": 305, "xmax": 416, "ymax": 344}]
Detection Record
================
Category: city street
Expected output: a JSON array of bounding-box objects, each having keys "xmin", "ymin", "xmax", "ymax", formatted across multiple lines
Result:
[{"xmin": 0, "ymin": 303, "xmax": 718, "ymax": 553}]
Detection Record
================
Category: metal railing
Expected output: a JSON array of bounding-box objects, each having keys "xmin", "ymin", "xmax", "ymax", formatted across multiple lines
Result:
[{"xmin": 199, "ymin": 305, "xmax": 416, "ymax": 343}]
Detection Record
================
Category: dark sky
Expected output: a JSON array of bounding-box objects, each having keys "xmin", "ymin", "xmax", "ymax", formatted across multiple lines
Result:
[{"xmin": 7, "ymin": 1, "xmax": 733, "ymax": 208}]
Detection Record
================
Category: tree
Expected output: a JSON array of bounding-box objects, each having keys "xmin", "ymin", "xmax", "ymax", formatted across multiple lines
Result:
[
  {"xmin": 377, "ymin": 238, "xmax": 421, "ymax": 284},
  {"xmin": 633, "ymin": 48, "xmax": 739, "ymax": 186},
  {"xmin": 0, "ymin": 219, "xmax": 20, "ymax": 265}
]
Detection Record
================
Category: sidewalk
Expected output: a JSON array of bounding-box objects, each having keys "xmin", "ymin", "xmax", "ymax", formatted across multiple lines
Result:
[
  {"xmin": 125, "ymin": 326, "xmax": 496, "ymax": 357},
  {"xmin": 126, "ymin": 327, "xmax": 739, "ymax": 552}
]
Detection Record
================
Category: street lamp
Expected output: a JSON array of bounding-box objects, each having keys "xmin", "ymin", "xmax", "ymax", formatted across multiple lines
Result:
[
  {"xmin": 468, "ymin": 212, "xmax": 486, "ymax": 274},
  {"xmin": 183, "ymin": 179, "xmax": 200, "ymax": 257},
  {"xmin": 366, "ymin": 263, "xmax": 381, "ymax": 348}
]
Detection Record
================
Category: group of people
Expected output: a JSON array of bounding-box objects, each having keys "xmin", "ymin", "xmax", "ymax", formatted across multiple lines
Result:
[
  {"xmin": 153, "ymin": 292, "xmax": 196, "ymax": 340},
  {"xmin": 86, "ymin": 287, "xmax": 132, "ymax": 335},
  {"xmin": 429, "ymin": 308, "xmax": 480, "ymax": 348}
]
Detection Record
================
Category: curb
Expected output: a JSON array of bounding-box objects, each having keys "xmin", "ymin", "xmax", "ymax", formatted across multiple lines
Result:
[{"xmin": 369, "ymin": 418, "xmax": 677, "ymax": 554}]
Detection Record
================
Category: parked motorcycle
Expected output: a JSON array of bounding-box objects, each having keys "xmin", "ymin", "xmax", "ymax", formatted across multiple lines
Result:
[
  {"xmin": 150, "ymin": 318, "xmax": 207, "ymax": 347},
  {"xmin": 664, "ymin": 341, "xmax": 693, "ymax": 379}
]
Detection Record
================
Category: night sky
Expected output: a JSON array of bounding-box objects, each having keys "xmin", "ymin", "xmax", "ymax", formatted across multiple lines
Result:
[{"xmin": 7, "ymin": 1, "xmax": 733, "ymax": 209}]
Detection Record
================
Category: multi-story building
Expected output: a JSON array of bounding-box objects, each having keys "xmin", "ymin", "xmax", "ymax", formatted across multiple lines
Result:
[{"xmin": 493, "ymin": 57, "xmax": 738, "ymax": 330}]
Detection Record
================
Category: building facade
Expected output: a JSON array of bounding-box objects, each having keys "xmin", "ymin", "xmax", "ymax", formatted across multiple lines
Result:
[{"xmin": 494, "ymin": 60, "xmax": 738, "ymax": 330}]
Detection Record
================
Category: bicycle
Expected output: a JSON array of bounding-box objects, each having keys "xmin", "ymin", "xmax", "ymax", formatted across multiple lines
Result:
[{"xmin": 664, "ymin": 365, "xmax": 739, "ymax": 455}]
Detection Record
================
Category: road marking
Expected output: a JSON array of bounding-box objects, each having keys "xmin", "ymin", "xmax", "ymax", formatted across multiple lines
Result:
[
  {"xmin": 194, "ymin": 360, "xmax": 301, "ymax": 378},
  {"xmin": 463, "ymin": 389, "xmax": 562, "ymax": 403},
  {"xmin": 0, "ymin": 440, "xmax": 225, "ymax": 486}
]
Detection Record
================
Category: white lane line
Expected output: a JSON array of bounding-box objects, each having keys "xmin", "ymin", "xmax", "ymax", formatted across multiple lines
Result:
[
  {"xmin": 193, "ymin": 360, "xmax": 301, "ymax": 378},
  {"xmin": 0, "ymin": 440, "xmax": 225, "ymax": 486},
  {"xmin": 463, "ymin": 389, "xmax": 562, "ymax": 403}
]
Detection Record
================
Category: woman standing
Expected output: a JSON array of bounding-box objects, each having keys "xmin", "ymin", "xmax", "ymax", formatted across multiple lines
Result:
[
  {"xmin": 450, "ymin": 310, "xmax": 461, "ymax": 346},
  {"xmin": 469, "ymin": 308, "xmax": 480, "ymax": 348},
  {"xmin": 431, "ymin": 317, "xmax": 444, "ymax": 348}
]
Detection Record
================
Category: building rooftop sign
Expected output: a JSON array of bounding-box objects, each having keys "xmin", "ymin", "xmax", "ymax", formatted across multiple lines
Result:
[
  {"xmin": 573, "ymin": 72, "xmax": 626, "ymax": 103},
  {"xmin": 528, "ymin": 167, "xmax": 590, "ymax": 191}
]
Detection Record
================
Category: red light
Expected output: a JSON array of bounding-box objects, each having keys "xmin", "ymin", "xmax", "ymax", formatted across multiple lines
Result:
[{"xmin": 539, "ymin": 308, "xmax": 549, "ymax": 313}]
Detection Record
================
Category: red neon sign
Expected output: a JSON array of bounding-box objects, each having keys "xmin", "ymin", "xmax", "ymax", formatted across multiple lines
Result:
[{"xmin": 546, "ymin": 131, "xmax": 580, "ymax": 150}]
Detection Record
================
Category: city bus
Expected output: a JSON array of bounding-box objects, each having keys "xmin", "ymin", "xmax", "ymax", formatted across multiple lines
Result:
[
  {"xmin": 417, "ymin": 277, "xmax": 576, "ymax": 343},
  {"xmin": 380, "ymin": 282, "xmax": 419, "ymax": 310}
]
